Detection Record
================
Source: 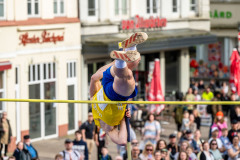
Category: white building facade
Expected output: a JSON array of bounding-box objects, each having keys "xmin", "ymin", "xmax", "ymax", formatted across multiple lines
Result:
[
  {"xmin": 0, "ymin": 0, "xmax": 81, "ymax": 151},
  {"xmin": 80, "ymin": 0, "xmax": 216, "ymax": 100}
]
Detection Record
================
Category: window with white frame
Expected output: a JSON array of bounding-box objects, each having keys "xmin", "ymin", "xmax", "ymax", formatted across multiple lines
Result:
[
  {"xmin": 67, "ymin": 62, "xmax": 76, "ymax": 78},
  {"xmin": 0, "ymin": 0, "xmax": 5, "ymax": 19},
  {"xmin": 0, "ymin": 71, "xmax": 4, "ymax": 114},
  {"xmin": 190, "ymin": 0, "xmax": 197, "ymax": 12},
  {"xmin": 88, "ymin": 0, "xmax": 96, "ymax": 16},
  {"xmin": 54, "ymin": 0, "xmax": 64, "ymax": 15},
  {"xmin": 115, "ymin": 0, "xmax": 127, "ymax": 16},
  {"xmin": 27, "ymin": 0, "xmax": 39, "ymax": 16},
  {"xmin": 172, "ymin": 0, "xmax": 178, "ymax": 12},
  {"xmin": 147, "ymin": 0, "xmax": 158, "ymax": 14}
]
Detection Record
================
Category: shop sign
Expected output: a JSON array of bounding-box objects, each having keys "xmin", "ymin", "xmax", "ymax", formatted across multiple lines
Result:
[
  {"xmin": 121, "ymin": 15, "xmax": 167, "ymax": 30},
  {"xmin": 19, "ymin": 30, "xmax": 64, "ymax": 46},
  {"xmin": 210, "ymin": 10, "xmax": 232, "ymax": 19}
]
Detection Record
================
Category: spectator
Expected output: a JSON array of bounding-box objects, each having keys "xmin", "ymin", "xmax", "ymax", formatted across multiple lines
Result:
[
  {"xmin": 227, "ymin": 119, "xmax": 240, "ymax": 143},
  {"xmin": 115, "ymin": 155, "xmax": 122, "ymax": 160},
  {"xmin": 167, "ymin": 134, "xmax": 178, "ymax": 160},
  {"xmin": 220, "ymin": 90, "xmax": 230, "ymax": 117},
  {"xmin": 73, "ymin": 130, "xmax": 88, "ymax": 160},
  {"xmin": 95, "ymin": 126, "xmax": 106, "ymax": 160},
  {"xmin": 0, "ymin": 112, "xmax": 12, "ymax": 157},
  {"xmin": 194, "ymin": 130, "xmax": 204, "ymax": 151},
  {"xmin": 230, "ymin": 106, "xmax": 240, "ymax": 123},
  {"xmin": 199, "ymin": 142, "xmax": 214, "ymax": 160},
  {"xmin": 174, "ymin": 141, "xmax": 189, "ymax": 160},
  {"xmin": 211, "ymin": 111, "xmax": 227, "ymax": 138},
  {"xmin": 13, "ymin": 142, "xmax": 31, "ymax": 160},
  {"xmin": 209, "ymin": 139, "xmax": 222, "ymax": 160},
  {"xmin": 185, "ymin": 88, "xmax": 195, "ymax": 114},
  {"xmin": 192, "ymin": 82, "xmax": 199, "ymax": 92},
  {"xmin": 189, "ymin": 114, "xmax": 197, "ymax": 133},
  {"xmin": 208, "ymin": 128, "xmax": 225, "ymax": 153},
  {"xmin": 221, "ymin": 82, "xmax": 229, "ymax": 95},
  {"xmin": 23, "ymin": 135, "xmax": 39, "ymax": 160},
  {"xmin": 99, "ymin": 147, "xmax": 112, "ymax": 160},
  {"xmin": 186, "ymin": 146, "xmax": 197, "ymax": 160},
  {"xmin": 142, "ymin": 114, "xmax": 160, "ymax": 147},
  {"xmin": 177, "ymin": 151, "xmax": 189, "ymax": 160},
  {"xmin": 209, "ymin": 79, "xmax": 216, "ymax": 93},
  {"xmin": 220, "ymin": 128, "xmax": 231, "ymax": 160},
  {"xmin": 139, "ymin": 143, "xmax": 154, "ymax": 160},
  {"xmin": 202, "ymin": 87, "xmax": 214, "ymax": 101},
  {"xmin": 156, "ymin": 139, "xmax": 167, "ymax": 152},
  {"xmin": 180, "ymin": 111, "xmax": 190, "ymax": 133},
  {"xmin": 80, "ymin": 112, "xmax": 95, "ymax": 160},
  {"xmin": 193, "ymin": 89, "xmax": 201, "ymax": 101},
  {"xmin": 211, "ymin": 92, "xmax": 222, "ymax": 123},
  {"xmin": 8, "ymin": 156, "xmax": 15, "ymax": 160},
  {"xmin": 173, "ymin": 104, "xmax": 187, "ymax": 138},
  {"xmin": 198, "ymin": 80, "xmax": 205, "ymax": 91},
  {"xmin": 131, "ymin": 139, "xmax": 139, "ymax": 147},
  {"xmin": 123, "ymin": 139, "xmax": 139, "ymax": 160},
  {"xmin": 131, "ymin": 146, "xmax": 140, "ymax": 160},
  {"xmin": 55, "ymin": 154, "xmax": 63, "ymax": 160},
  {"xmin": 154, "ymin": 151, "xmax": 161, "ymax": 160},
  {"xmin": 192, "ymin": 109, "xmax": 201, "ymax": 130},
  {"xmin": 227, "ymin": 136, "xmax": 240, "ymax": 160},
  {"xmin": 179, "ymin": 130, "xmax": 199, "ymax": 153},
  {"xmin": 160, "ymin": 149, "xmax": 169, "ymax": 160},
  {"xmin": 59, "ymin": 139, "xmax": 81, "ymax": 160}
]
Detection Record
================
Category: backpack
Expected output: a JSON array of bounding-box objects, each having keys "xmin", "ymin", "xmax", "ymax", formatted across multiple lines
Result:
[
  {"xmin": 62, "ymin": 150, "xmax": 79, "ymax": 159},
  {"xmin": 175, "ymin": 106, "xmax": 184, "ymax": 124}
]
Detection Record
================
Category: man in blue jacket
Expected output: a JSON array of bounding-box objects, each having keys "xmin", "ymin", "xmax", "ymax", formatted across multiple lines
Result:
[{"xmin": 73, "ymin": 131, "xmax": 88, "ymax": 160}]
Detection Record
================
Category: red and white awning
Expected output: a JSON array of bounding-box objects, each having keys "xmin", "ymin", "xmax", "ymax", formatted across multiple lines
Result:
[{"xmin": 0, "ymin": 61, "xmax": 12, "ymax": 71}]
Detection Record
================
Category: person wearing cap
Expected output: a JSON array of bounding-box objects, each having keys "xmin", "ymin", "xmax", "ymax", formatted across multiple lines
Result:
[
  {"xmin": 23, "ymin": 135, "xmax": 39, "ymax": 160},
  {"xmin": 228, "ymin": 119, "xmax": 240, "ymax": 143},
  {"xmin": 179, "ymin": 130, "xmax": 199, "ymax": 154},
  {"xmin": 211, "ymin": 111, "xmax": 227, "ymax": 138},
  {"xmin": 59, "ymin": 139, "xmax": 81, "ymax": 160},
  {"xmin": 208, "ymin": 127, "xmax": 225, "ymax": 153},
  {"xmin": 167, "ymin": 134, "xmax": 178, "ymax": 160},
  {"xmin": 79, "ymin": 112, "xmax": 95, "ymax": 160}
]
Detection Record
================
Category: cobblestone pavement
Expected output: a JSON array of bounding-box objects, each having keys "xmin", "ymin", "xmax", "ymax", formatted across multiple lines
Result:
[{"xmin": 33, "ymin": 119, "xmax": 210, "ymax": 160}]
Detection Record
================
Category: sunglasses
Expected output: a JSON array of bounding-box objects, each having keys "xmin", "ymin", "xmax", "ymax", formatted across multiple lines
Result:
[
  {"xmin": 211, "ymin": 143, "xmax": 217, "ymax": 145},
  {"xmin": 146, "ymin": 149, "xmax": 153, "ymax": 151}
]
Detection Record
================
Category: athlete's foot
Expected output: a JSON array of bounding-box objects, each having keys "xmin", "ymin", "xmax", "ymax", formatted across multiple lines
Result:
[
  {"xmin": 121, "ymin": 32, "xmax": 148, "ymax": 49},
  {"xmin": 110, "ymin": 50, "xmax": 140, "ymax": 62}
]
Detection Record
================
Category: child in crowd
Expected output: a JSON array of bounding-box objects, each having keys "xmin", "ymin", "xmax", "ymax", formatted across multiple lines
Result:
[
  {"xmin": 211, "ymin": 111, "xmax": 228, "ymax": 138},
  {"xmin": 186, "ymin": 146, "xmax": 197, "ymax": 160},
  {"xmin": 181, "ymin": 111, "xmax": 190, "ymax": 132}
]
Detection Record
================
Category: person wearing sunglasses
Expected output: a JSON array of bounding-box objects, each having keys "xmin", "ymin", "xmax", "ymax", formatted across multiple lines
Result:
[
  {"xmin": 209, "ymin": 139, "xmax": 223, "ymax": 160},
  {"xmin": 199, "ymin": 142, "xmax": 214, "ymax": 160},
  {"xmin": 139, "ymin": 143, "xmax": 154, "ymax": 160}
]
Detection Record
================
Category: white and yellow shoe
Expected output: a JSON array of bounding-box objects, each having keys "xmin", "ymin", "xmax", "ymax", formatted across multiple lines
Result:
[
  {"xmin": 121, "ymin": 32, "xmax": 148, "ymax": 49},
  {"xmin": 110, "ymin": 50, "xmax": 140, "ymax": 62}
]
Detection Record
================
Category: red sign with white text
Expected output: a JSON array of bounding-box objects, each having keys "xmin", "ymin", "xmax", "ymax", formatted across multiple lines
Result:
[
  {"xmin": 19, "ymin": 30, "xmax": 64, "ymax": 46},
  {"xmin": 121, "ymin": 15, "xmax": 167, "ymax": 30}
]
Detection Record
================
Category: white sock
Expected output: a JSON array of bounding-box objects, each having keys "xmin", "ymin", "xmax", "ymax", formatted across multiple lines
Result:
[
  {"xmin": 115, "ymin": 59, "xmax": 127, "ymax": 68},
  {"xmin": 125, "ymin": 45, "xmax": 136, "ymax": 51}
]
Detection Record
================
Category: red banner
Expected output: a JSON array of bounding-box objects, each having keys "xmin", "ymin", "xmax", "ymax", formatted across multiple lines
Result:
[{"xmin": 230, "ymin": 48, "xmax": 240, "ymax": 95}]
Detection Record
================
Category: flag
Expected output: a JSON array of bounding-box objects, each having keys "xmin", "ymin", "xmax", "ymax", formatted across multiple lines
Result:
[
  {"xmin": 230, "ymin": 48, "xmax": 240, "ymax": 95},
  {"xmin": 148, "ymin": 58, "xmax": 165, "ymax": 114}
]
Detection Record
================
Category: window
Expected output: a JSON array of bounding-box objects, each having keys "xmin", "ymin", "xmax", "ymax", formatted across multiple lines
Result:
[
  {"xmin": 147, "ymin": 0, "xmax": 157, "ymax": 14},
  {"xmin": 0, "ymin": 0, "xmax": 4, "ymax": 18},
  {"xmin": 190, "ymin": 0, "xmax": 197, "ymax": 12},
  {"xmin": 172, "ymin": 0, "xmax": 178, "ymax": 12},
  {"xmin": 54, "ymin": 0, "xmax": 64, "ymax": 15},
  {"xmin": 67, "ymin": 62, "xmax": 76, "ymax": 78},
  {"xmin": 28, "ymin": 0, "xmax": 39, "ymax": 16},
  {"xmin": 115, "ymin": 0, "xmax": 127, "ymax": 15},
  {"xmin": 88, "ymin": 0, "xmax": 96, "ymax": 16}
]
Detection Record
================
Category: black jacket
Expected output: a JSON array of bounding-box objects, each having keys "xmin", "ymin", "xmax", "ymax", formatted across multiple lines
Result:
[{"xmin": 13, "ymin": 148, "xmax": 31, "ymax": 160}]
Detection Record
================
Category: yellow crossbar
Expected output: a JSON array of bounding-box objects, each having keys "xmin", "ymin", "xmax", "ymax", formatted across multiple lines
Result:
[{"xmin": 0, "ymin": 98, "xmax": 240, "ymax": 105}]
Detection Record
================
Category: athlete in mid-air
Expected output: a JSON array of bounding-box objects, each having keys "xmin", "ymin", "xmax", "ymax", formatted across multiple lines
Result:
[{"xmin": 90, "ymin": 32, "xmax": 148, "ymax": 145}]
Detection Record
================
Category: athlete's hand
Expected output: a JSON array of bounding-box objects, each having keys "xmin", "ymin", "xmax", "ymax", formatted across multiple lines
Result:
[{"xmin": 125, "ymin": 108, "xmax": 131, "ymax": 118}]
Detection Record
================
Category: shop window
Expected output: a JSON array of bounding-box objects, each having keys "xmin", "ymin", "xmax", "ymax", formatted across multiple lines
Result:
[
  {"xmin": 67, "ymin": 62, "xmax": 76, "ymax": 78},
  {"xmin": 190, "ymin": 0, "xmax": 197, "ymax": 12},
  {"xmin": 88, "ymin": 0, "xmax": 96, "ymax": 16},
  {"xmin": 0, "ymin": 71, "xmax": 4, "ymax": 113},
  {"xmin": 115, "ymin": 0, "xmax": 127, "ymax": 16},
  {"xmin": 172, "ymin": 0, "xmax": 178, "ymax": 12},
  {"xmin": 147, "ymin": 0, "xmax": 158, "ymax": 14},
  {"xmin": 27, "ymin": 0, "xmax": 39, "ymax": 17},
  {"xmin": 0, "ymin": 0, "xmax": 5, "ymax": 19},
  {"xmin": 54, "ymin": 0, "xmax": 64, "ymax": 16},
  {"xmin": 28, "ymin": 63, "xmax": 56, "ymax": 139}
]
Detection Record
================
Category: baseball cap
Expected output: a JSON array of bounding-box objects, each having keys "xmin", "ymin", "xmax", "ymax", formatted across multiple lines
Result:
[
  {"xmin": 216, "ymin": 111, "xmax": 224, "ymax": 117},
  {"xmin": 23, "ymin": 135, "xmax": 30, "ymax": 140},
  {"xmin": 88, "ymin": 112, "xmax": 93, "ymax": 116},
  {"xmin": 65, "ymin": 139, "xmax": 72, "ymax": 143},
  {"xmin": 161, "ymin": 149, "xmax": 168, "ymax": 153},
  {"xmin": 186, "ymin": 130, "xmax": 192, "ymax": 134},
  {"xmin": 232, "ymin": 119, "xmax": 238, "ymax": 124},
  {"xmin": 169, "ymin": 134, "xmax": 176, "ymax": 138},
  {"xmin": 211, "ymin": 127, "xmax": 219, "ymax": 133}
]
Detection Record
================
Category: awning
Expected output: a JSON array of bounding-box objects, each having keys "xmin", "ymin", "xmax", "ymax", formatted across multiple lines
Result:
[
  {"xmin": 82, "ymin": 29, "xmax": 217, "ymax": 58},
  {"xmin": 0, "ymin": 61, "xmax": 12, "ymax": 71}
]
